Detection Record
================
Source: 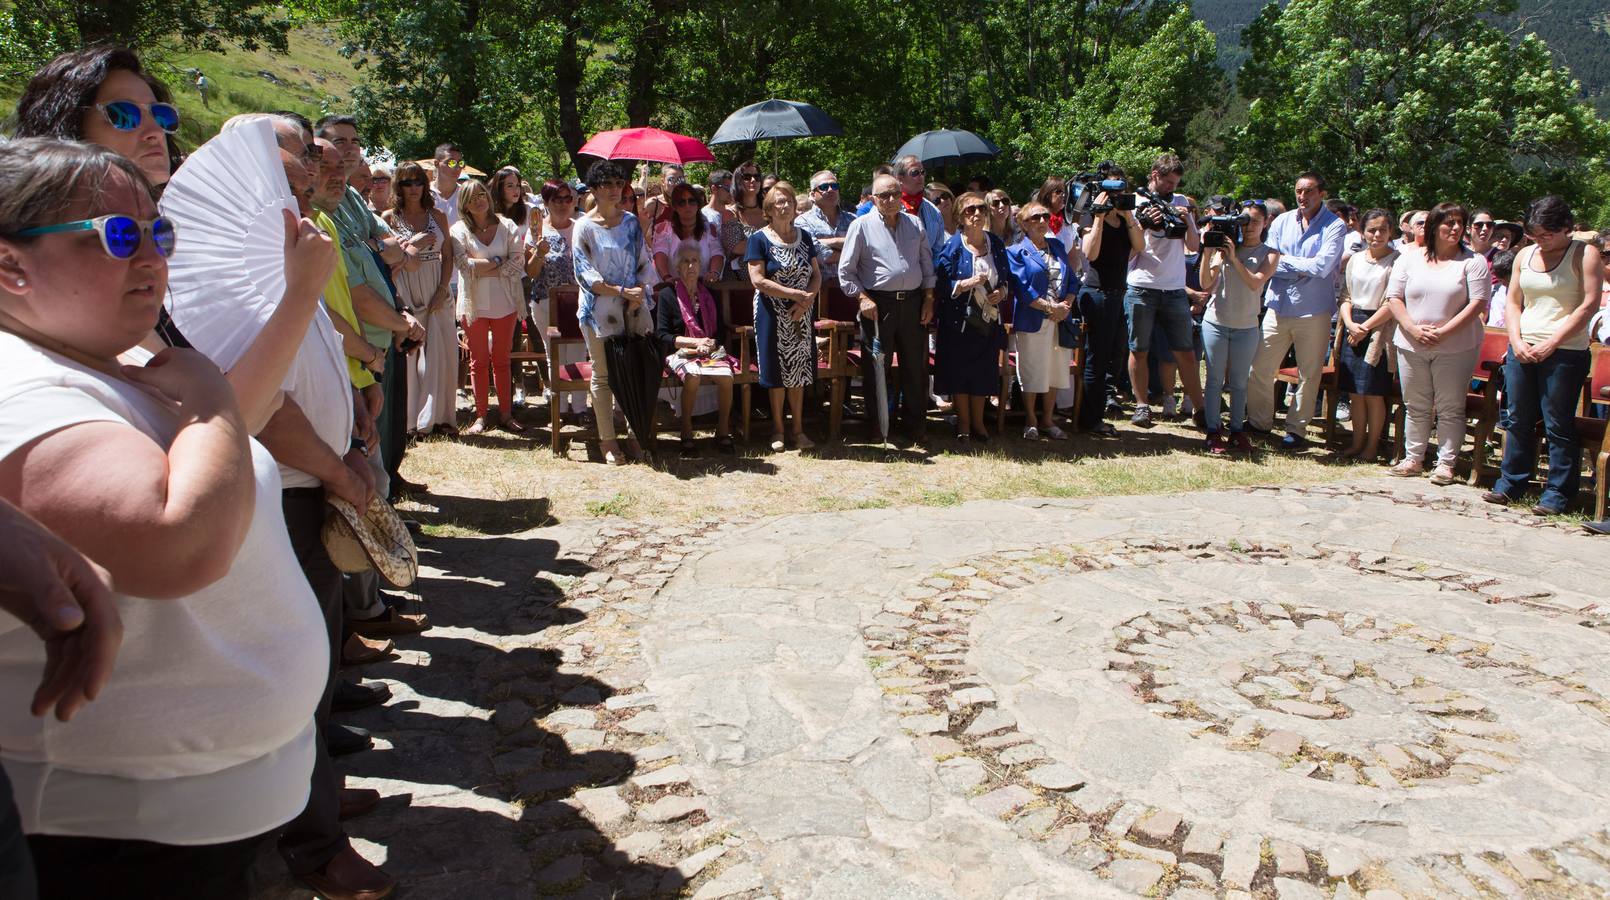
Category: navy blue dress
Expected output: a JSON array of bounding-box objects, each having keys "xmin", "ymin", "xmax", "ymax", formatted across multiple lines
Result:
[
  {"xmin": 746, "ymin": 229, "xmax": 818, "ymax": 389},
  {"xmin": 934, "ymin": 232, "xmax": 1011, "ymax": 396}
]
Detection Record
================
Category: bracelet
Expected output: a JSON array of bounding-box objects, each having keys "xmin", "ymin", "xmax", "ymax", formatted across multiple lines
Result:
[{"xmin": 350, "ymin": 437, "xmax": 368, "ymax": 456}]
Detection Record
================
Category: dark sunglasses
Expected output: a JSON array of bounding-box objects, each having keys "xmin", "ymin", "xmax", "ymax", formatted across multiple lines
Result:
[
  {"xmin": 960, "ymin": 205, "xmax": 987, "ymax": 217},
  {"xmin": 813, "ymin": 182, "xmax": 839, "ymax": 193},
  {"xmin": 989, "ymin": 198, "xmax": 1008, "ymax": 207},
  {"xmin": 1240, "ymin": 199, "xmax": 1266, "ymax": 212},
  {"xmin": 89, "ymin": 100, "xmax": 180, "ymax": 134},
  {"xmin": 739, "ymin": 171, "xmax": 761, "ymax": 180},
  {"xmin": 1471, "ymin": 221, "xmax": 1495, "ymax": 229},
  {"xmin": 674, "ymin": 197, "xmax": 700, "ymax": 207},
  {"xmin": 17, "ymin": 214, "xmax": 178, "ymax": 259},
  {"xmin": 902, "ymin": 168, "xmax": 925, "ymax": 177},
  {"xmin": 397, "ymin": 179, "xmax": 426, "ymax": 188},
  {"xmin": 874, "ymin": 189, "xmax": 900, "ymax": 201},
  {"xmin": 553, "ymin": 193, "xmax": 576, "ymax": 203},
  {"xmin": 1026, "ymin": 212, "xmax": 1051, "ymax": 222}
]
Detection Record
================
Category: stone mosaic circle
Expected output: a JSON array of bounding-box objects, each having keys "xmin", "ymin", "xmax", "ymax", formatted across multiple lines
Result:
[{"xmin": 863, "ymin": 536, "xmax": 1610, "ymax": 898}]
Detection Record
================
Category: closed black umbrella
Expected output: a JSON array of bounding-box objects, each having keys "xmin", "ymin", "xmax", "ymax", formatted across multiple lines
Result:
[
  {"xmin": 892, "ymin": 129, "xmax": 1001, "ymax": 169},
  {"xmin": 710, "ymin": 99, "xmax": 843, "ymax": 172},
  {"xmin": 604, "ymin": 332, "xmax": 664, "ymax": 455}
]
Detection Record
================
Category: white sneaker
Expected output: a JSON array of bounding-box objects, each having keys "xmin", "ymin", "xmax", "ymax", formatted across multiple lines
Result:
[
  {"xmin": 1179, "ymin": 395, "xmax": 1194, "ymax": 417},
  {"xmin": 1161, "ymin": 394, "xmax": 1178, "ymax": 418},
  {"xmin": 1337, "ymin": 400, "xmax": 1352, "ymax": 422},
  {"xmin": 1023, "ymin": 426, "xmax": 1042, "ymax": 441}
]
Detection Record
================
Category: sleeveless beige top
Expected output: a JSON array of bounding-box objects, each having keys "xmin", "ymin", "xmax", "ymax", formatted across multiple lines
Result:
[{"xmin": 1517, "ymin": 241, "xmax": 1589, "ymax": 351}]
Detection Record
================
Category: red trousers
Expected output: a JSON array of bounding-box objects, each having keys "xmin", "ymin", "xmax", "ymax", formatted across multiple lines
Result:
[{"xmin": 465, "ymin": 314, "xmax": 516, "ymax": 418}]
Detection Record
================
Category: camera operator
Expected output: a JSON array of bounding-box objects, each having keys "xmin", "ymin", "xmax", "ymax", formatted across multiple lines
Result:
[
  {"xmin": 1123, "ymin": 153, "xmax": 1205, "ymax": 428},
  {"xmin": 1079, "ymin": 165, "xmax": 1143, "ymax": 433},
  {"xmin": 1245, "ymin": 171, "xmax": 1346, "ymax": 450}
]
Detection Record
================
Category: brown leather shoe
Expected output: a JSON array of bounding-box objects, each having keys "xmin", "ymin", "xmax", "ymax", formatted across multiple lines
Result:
[
  {"xmin": 339, "ymin": 787, "xmax": 381, "ymax": 821},
  {"xmin": 341, "ymin": 633, "xmax": 394, "ymax": 666},
  {"xmin": 298, "ymin": 845, "xmax": 396, "ymax": 900},
  {"xmin": 348, "ymin": 607, "xmax": 430, "ymax": 637}
]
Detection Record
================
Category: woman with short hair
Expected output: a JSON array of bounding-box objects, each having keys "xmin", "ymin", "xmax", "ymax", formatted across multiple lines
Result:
[
  {"xmin": 1486, "ymin": 196, "xmax": 1604, "ymax": 515},
  {"xmin": 723, "ymin": 161, "xmax": 767, "ymax": 281},
  {"xmin": 1385, "ymin": 202, "xmax": 1492, "ymax": 484},
  {"xmin": 528, "ymin": 179, "xmax": 588, "ymax": 417},
  {"xmin": 746, "ymin": 181, "xmax": 821, "ymax": 450},
  {"xmin": 656, "ymin": 241, "xmax": 738, "ymax": 455},
  {"xmin": 934, "ymin": 192, "xmax": 1011, "ymax": 442},
  {"xmin": 366, "ymin": 162, "xmax": 394, "ymax": 213},
  {"xmin": 383, "ymin": 161, "xmax": 457, "ymax": 435},
  {"xmin": 1007, "ymin": 201, "xmax": 1078, "ymax": 440},
  {"xmin": 0, "ymin": 137, "xmax": 326, "ymax": 900},
  {"xmin": 926, "ymin": 183, "xmax": 957, "ymax": 243},
  {"xmin": 572, "ymin": 160, "xmax": 657, "ymax": 465},
  {"xmin": 1197, "ymin": 200, "xmax": 1279, "ymax": 454}
]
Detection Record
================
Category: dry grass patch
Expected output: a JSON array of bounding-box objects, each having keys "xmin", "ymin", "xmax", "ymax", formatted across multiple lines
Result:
[{"xmin": 394, "ymin": 417, "xmax": 1364, "ymax": 533}]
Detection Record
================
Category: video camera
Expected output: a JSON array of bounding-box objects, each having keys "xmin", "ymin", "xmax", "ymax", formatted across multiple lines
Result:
[
  {"xmin": 1199, "ymin": 195, "xmax": 1249, "ymax": 249},
  {"xmin": 1069, "ymin": 163, "xmax": 1134, "ymax": 216},
  {"xmin": 1134, "ymin": 188, "xmax": 1189, "ymax": 240}
]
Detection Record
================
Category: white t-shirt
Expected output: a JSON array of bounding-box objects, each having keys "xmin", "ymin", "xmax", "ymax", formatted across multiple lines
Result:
[
  {"xmin": 279, "ymin": 304, "xmax": 354, "ymax": 490},
  {"xmin": 652, "ymin": 222, "xmax": 723, "ymax": 275},
  {"xmin": 0, "ymin": 333, "xmax": 327, "ymax": 844},
  {"xmin": 1387, "ymin": 248, "xmax": 1491, "ymax": 355},
  {"xmin": 1127, "ymin": 195, "xmax": 1189, "ymax": 291},
  {"xmin": 1204, "ymin": 243, "xmax": 1274, "ymax": 330},
  {"xmin": 432, "ymin": 183, "xmax": 461, "ymax": 229}
]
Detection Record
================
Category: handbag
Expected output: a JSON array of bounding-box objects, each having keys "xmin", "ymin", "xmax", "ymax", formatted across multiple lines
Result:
[{"xmin": 1057, "ymin": 313, "xmax": 1082, "ymax": 349}]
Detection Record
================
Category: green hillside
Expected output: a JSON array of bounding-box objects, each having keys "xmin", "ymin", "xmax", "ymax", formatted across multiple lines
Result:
[{"xmin": 1, "ymin": 24, "xmax": 362, "ymax": 150}]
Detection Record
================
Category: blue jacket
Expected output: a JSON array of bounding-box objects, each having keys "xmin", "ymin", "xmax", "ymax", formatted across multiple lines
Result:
[
  {"xmin": 935, "ymin": 231, "xmax": 1013, "ymax": 335},
  {"xmin": 1007, "ymin": 235, "xmax": 1079, "ymax": 334}
]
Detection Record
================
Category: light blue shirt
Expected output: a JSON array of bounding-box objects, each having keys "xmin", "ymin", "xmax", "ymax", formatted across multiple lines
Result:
[
  {"xmin": 571, "ymin": 213, "xmax": 656, "ymax": 333},
  {"xmin": 794, "ymin": 205, "xmax": 856, "ymax": 275},
  {"xmin": 1266, "ymin": 206, "xmax": 1346, "ymax": 318},
  {"xmin": 860, "ymin": 197, "xmax": 946, "ymax": 266}
]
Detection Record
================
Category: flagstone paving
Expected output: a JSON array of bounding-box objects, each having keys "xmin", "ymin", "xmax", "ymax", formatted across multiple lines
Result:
[{"xmin": 258, "ymin": 479, "xmax": 1610, "ymax": 899}]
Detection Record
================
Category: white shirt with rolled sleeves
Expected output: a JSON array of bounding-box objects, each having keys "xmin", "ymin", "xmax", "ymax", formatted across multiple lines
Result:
[
  {"xmin": 838, "ymin": 211, "xmax": 936, "ymax": 298},
  {"xmin": 1127, "ymin": 194, "xmax": 1192, "ymax": 291}
]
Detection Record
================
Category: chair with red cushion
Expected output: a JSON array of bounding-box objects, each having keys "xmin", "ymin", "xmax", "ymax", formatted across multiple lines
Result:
[
  {"xmin": 1276, "ymin": 325, "xmax": 1342, "ymax": 444},
  {"xmin": 1463, "ymin": 327, "xmax": 1510, "ymax": 483},
  {"xmin": 715, "ymin": 285, "xmax": 759, "ymax": 441},
  {"xmin": 546, "ymin": 286, "xmax": 592, "ymax": 455},
  {"xmin": 1574, "ymin": 344, "xmax": 1610, "ymax": 519}
]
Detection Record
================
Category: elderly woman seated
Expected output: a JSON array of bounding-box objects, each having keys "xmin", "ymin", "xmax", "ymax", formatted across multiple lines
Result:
[{"xmin": 654, "ymin": 239, "xmax": 737, "ymax": 455}]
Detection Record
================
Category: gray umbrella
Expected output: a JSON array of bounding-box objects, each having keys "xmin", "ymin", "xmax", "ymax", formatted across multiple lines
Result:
[
  {"xmin": 892, "ymin": 129, "xmax": 1001, "ymax": 169},
  {"xmin": 869, "ymin": 320, "xmax": 890, "ymax": 444},
  {"xmin": 709, "ymin": 99, "xmax": 843, "ymax": 172}
]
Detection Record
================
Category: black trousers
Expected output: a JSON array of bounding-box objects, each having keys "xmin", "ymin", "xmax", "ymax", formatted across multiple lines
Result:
[
  {"xmin": 378, "ymin": 347, "xmax": 408, "ymax": 489},
  {"xmin": 1078, "ymin": 286, "xmax": 1127, "ymax": 429},
  {"xmin": 29, "ymin": 832, "xmax": 263, "ymax": 900},
  {"xmin": 276, "ymin": 489, "xmax": 346, "ymax": 876},
  {"xmin": 859, "ymin": 290, "xmax": 929, "ymax": 438},
  {"xmin": 0, "ymin": 768, "xmax": 34, "ymax": 900}
]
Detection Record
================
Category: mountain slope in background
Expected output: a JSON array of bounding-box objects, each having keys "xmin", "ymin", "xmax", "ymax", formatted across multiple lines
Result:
[{"xmin": 1194, "ymin": 0, "xmax": 1610, "ymax": 110}]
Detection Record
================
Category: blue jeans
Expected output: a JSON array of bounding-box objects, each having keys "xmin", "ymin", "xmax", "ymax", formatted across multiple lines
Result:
[
  {"xmin": 1494, "ymin": 348, "xmax": 1592, "ymax": 511},
  {"xmin": 1124, "ymin": 287, "xmax": 1193, "ymax": 353},
  {"xmin": 1201, "ymin": 319, "xmax": 1258, "ymax": 434}
]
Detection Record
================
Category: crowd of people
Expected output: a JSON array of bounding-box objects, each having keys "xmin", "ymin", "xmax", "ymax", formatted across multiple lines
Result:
[{"xmin": 0, "ymin": 39, "xmax": 1608, "ymax": 900}]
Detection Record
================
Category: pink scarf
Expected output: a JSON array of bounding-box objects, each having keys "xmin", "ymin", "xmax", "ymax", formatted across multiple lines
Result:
[{"xmin": 675, "ymin": 280, "xmax": 717, "ymax": 339}]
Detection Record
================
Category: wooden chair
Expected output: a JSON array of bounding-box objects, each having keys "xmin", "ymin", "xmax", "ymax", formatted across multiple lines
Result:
[
  {"xmin": 510, "ymin": 305, "xmax": 548, "ymax": 395},
  {"xmin": 1464, "ymin": 327, "xmax": 1510, "ymax": 484},
  {"xmin": 713, "ymin": 285, "xmax": 760, "ymax": 441},
  {"xmin": 545, "ymin": 286, "xmax": 592, "ymax": 455},
  {"xmin": 813, "ymin": 281, "xmax": 860, "ymax": 440},
  {"xmin": 1574, "ymin": 344, "xmax": 1610, "ymax": 520},
  {"xmin": 1277, "ymin": 325, "xmax": 1341, "ymax": 444}
]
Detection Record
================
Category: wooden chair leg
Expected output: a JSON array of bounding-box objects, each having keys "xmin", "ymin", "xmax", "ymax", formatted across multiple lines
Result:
[
  {"xmin": 830, "ymin": 378, "xmax": 845, "ymax": 441},
  {"xmin": 550, "ymin": 389, "xmax": 564, "ymax": 456},
  {"xmin": 741, "ymin": 384, "xmax": 752, "ymax": 442},
  {"xmin": 1596, "ymin": 449, "xmax": 1608, "ymax": 520}
]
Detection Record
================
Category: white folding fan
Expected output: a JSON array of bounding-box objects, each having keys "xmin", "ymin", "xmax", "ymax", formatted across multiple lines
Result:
[{"xmin": 160, "ymin": 117, "xmax": 297, "ymax": 372}]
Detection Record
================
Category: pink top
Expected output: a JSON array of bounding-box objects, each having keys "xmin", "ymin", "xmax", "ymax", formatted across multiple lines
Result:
[{"xmin": 1386, "ymin": 247, "xmax": 1491, "ymax": 355}]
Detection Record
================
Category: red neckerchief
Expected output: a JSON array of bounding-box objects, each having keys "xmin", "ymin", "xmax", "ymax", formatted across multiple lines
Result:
[
  {"xmin": 901, "ymin": 192, "xmax": 923, "ymax": 216},
  {"xmin": 1048, "ymin": 212, "xmax": 1066, "ymax": 235}
]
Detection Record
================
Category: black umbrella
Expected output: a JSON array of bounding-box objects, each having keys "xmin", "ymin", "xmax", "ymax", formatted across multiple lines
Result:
[
  {"xmin": 604, "ymin": 331, "xmax": 664, "ymax": 454},
  {"xmin": 892, "ymin": 129, "xmax": 1001, "ymax": 169},
  {"xmin": 710, "ymin": 99, "xmax": 843, "ymax": 172}
]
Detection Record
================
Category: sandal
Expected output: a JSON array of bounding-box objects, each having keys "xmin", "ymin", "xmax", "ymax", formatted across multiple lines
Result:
[
  {"xmin": 770, "ymin": 434, "xmax": 786, "ymax": 452},
  {"xmin": 715, "ymin": 434, "xmax": 736, "ymax": 455},
  {"xmin": 679, "ymin": 435, "xmax": 698, "ymax": 457}
]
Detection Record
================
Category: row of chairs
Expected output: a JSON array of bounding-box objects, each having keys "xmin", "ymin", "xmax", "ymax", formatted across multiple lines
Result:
[{"xmin": 511, "ymin": 284, "xmax": 1608, "ymax": 518}]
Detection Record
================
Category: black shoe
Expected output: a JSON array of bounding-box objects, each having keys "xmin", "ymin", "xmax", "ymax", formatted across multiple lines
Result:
[
  {"xmin": 1192, "ymin": 409, "xmax": 1206, "ymax": 431},
  {"xmin": 1583, "ymin": 519, "xmax": 1610, "ymax": 535},
  {"xmin": 1530, "ymin": 503, "xmax": 1565, "ymax": 517},
  {"xmin": 1130, "ymin": 405, "xmax": 1153, "ymax": 428},
  {"xmin": 1089, "ymin": 422, "xmax": 1118, "ymax": 438},
  {"xmin": 1104, "ymin": 399, "xmax": 1125, "ymax": 418},
  {"xmin": 1279, "ymin": 434, "xmax": 1307, "ymax": 452},
  {"xmin": 324, "ymin": 723, "xmax": 373, "ymax": 756},
  {"xmin": 333, "ymin": 679, "xmax": 392, "ymax": 713},
  {"xmin": 1481, "ymin": 490, "xmax": 1512, "ymax": 506}
]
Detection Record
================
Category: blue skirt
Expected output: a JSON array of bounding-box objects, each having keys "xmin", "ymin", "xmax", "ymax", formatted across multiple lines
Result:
[{"xmin": 1338, "ymin": 307, "xmax": 1393, "ymax": 396}]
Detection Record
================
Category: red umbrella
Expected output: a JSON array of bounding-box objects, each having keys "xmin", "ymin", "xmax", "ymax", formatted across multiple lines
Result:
[{"xmin": 578, "ymin": 127, "xmax": 717, "ymax": 165}]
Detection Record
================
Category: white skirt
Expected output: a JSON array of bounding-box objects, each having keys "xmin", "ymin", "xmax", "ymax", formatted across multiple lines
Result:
[{"xmin": 1014, "ymin": 322, "xmax": 1071, "ymax": 394}]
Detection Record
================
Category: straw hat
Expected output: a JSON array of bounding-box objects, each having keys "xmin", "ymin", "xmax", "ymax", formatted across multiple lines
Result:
[{"xmin": 322, "ymin": 495, "xmax": 419, "ymax": 587}]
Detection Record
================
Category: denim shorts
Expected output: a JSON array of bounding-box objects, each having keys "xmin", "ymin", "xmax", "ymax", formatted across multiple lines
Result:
[{"xmin": 1124, "ymin": 286, "xmax": 1194, "ymax": 353}]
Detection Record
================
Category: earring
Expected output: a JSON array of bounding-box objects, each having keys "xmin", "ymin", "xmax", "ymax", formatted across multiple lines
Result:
[{"xmin": 12, "ymin": 279, "xmax": 23, "ymax": 288}]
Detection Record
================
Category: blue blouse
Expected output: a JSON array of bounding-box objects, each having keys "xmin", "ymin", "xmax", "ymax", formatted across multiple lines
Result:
[
  {"xmin": 572, "ymin": 213, "xmax": 657, "ymax": 333},
  {"xmin": 935, "ymin": 231, "xmax": 1013, "ymax": 332},
  {"xmin": 1007, "ymin": 235, "xmax": 1079, "ymax": 334}
]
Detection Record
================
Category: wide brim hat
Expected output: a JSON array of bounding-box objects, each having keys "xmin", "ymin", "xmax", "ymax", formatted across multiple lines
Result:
[{"xmin": 322, "ymin": 495, "xmax": 418, "ymax": 587}]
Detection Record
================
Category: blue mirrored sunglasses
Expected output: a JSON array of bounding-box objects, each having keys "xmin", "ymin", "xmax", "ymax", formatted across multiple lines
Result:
[
  {"xmin": 15, "ymin": 215, "xmax": 178, "ymax": 259},
  {"xmin": 91, "ymin": 101, "xmax": 181, "ymax": 134}
]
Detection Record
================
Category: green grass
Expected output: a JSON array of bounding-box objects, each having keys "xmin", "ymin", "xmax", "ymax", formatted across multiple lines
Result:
[
  {"xmin": 584, "ymin": 492, "xmax": 637, "ymax": 518},
  {"xmin": 2, "ymin": 25, "xmax": 362, "ymax": 149}
]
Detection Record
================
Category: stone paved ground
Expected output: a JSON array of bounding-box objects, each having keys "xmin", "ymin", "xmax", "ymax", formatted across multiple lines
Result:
[{"xmin": 258, "ymin": 478, "xmax": 1610, "ymax": 899}]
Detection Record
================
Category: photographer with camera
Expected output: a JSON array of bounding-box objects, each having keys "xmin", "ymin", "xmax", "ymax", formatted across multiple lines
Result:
[
  {"xmin": 1197, "ymin": 200, "xmax": 1280, "ymax": 454},
  {"xmin": 1123, "ymin": 153, "xmax": 1205, "ymax": 428},
  {"xmin": 1079, "ymin": 165, "xmax": 1143, "ymax": 434},
  {"xmin": 1245, "ymin": 171, "xmax": 1347, "ymax": 450}
]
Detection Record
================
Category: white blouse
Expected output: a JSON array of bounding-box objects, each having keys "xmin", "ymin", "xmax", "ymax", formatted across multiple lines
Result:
[{"xmin": 452, "ymin": 217, "xmax": 525, "ymax": 320}]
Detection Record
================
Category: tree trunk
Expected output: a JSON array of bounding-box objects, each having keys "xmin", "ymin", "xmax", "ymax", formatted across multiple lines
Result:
[
  {"xmin": 75, "ymin": 0, "xmax": 138, "ymax": 47},
  {"xmin": 555, "ymin": 9, "xmax": 588, "ymax": 175},
  {"xmin": 624, "ymin": 3, "xmax": 670, "ymax": 128}
]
